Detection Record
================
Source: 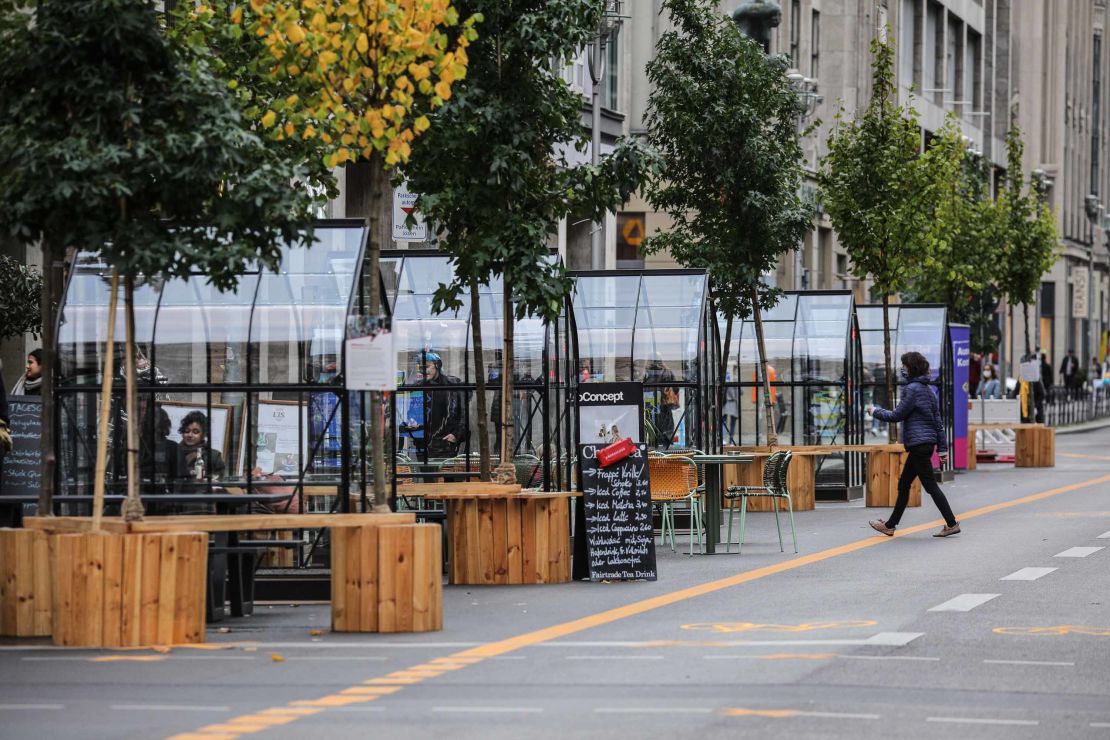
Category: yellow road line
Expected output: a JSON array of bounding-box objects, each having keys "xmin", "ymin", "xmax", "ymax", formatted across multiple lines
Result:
[{"xmin": 167, "ymin": 472, "xmax": 1110, "ymax": 740}]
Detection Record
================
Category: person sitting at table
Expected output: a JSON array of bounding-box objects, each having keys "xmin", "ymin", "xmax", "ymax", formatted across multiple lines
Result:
[
  {"xmin": 176, "ymin": 411, "xmax": 225, "ymax": 492},
  {"xmin": 140, "ymin": 407, "xmax": 179, "ymax": 494}
]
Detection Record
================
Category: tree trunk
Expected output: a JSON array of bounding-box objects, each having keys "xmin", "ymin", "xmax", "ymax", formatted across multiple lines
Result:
[
  {"xmin": 37, "ymin": 241, "xmax": 62, "ymax": 515},
  {"xmin": 469, "ymin": 278, "xmax": 491, "ymax": 482},
  {"xmin": 719, "ymin": 311, "xmax": 733, "ymax": 446},
  {"xmin": 1022, "ymin": 301, "xmax": 1032, "ymax": 359},
  {"xmin": 348, "ymin": 157, "xmax": 393, "ymax": 511},
  {"xmin": 882, "ymin": 293, "xmax": 897, "ymax": 443},
  {"xmin": 121, "ymin": 276, "xmax": 144, "ymax": 521},
  {"xmin": 494, "ymin": 274, "xmax": 516, "ymax": 484},
  {"xmin": 91, "ymin": 271, "xmax": 120, "ymax": 533},
  {"xmin": 750, "ymin": 286, "xmax": 777, "ymax": 447}
]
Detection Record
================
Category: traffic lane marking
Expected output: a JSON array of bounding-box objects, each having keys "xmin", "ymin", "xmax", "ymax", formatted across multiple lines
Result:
[
  {"xmin": 982, "ymin": 659, "xmax": 1074, "ymax": 666},
  {"xmin": 0, "ymin": 704, "xmax": 64, "ymax": 710},
  {"xmin": 681, "ymin": 620, "xmax": 877, "ymax": 634},
  {"xmin": 1099, "ymin": 530, "xmax": 1110, "ymax": 538},
  {"xmin": 1055, "ymin": 546, "xmax": 1104, "ymax": 557},
  {"xmin": 111, "ymin": 705, "xmax": 231, "ymax": 712},
  {"xmin": 994, "ymin": 625, "xmax": 1110, "ymax": 636},
  {"xmin": 928, "ymin": 594, "xmax": 1001, "ymax": 612},
  {"xmin": 926, "ymin": 716, "xmax": 1038, "ymax": 726},
  {"xmin": 1001, "ymin": 567, "xmax": 1057, "ymax": 580},
  {"xmin": 167, "ymin": 472, "xmax": 1110, "ymax": 740},
  {"xmin": 431, "ymin": 706, "xmax": 543, "ymax": 714}
]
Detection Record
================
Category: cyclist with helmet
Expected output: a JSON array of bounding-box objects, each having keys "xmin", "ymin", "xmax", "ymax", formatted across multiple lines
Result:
[{"xmin": 403, "ymin": 351, "xmax": 468, "ymax": 459}]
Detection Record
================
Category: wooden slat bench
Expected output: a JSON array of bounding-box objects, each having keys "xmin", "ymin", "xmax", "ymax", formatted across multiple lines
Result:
[
  {"xmin": 968, "ymin": 423, "xmax": 1055, "ymax": 469},
  {"xmin": 722, "ymin": 444, "xmax": 920, "ymax": 511},
  {"xmin": 19, "ymin": 512, "xmax": 440, "ymax": 645}
]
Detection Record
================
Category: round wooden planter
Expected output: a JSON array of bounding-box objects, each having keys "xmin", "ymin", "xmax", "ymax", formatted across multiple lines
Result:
[
  {"xmin": 0, "ymin": 528, "xmax": 53, "ymax": 637},
  {"xmin": 330, "ymin": 523, "xmax": 442, "ymax": 633},
  {"xmin": 51, "ymin": 531, "xmax": 207, "ymax": 648}
]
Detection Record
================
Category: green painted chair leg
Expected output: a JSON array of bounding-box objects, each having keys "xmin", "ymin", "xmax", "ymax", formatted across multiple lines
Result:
[
  {"xmin": 725, "ymin": 500, "xmax": 734, "ymax": 553},
  {"xmin": 738, "ymin": 496, "xmax": 749, "ymax": 555},
  {"xmin": 786, "ymin": 494, "xmax": 798, "ymax": 553},
  {"xmin": 772, "ymin": 495, "xmax": 784, "ymax": 552}
]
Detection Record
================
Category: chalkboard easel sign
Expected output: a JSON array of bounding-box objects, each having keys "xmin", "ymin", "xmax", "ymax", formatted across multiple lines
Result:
[
  {"xmin": 576, "ymin": 442, "xmax": 657, "ymax": 582},
  {"xmin": 2, "ymin": 396, "xmax": 42, "ymax": 498}
]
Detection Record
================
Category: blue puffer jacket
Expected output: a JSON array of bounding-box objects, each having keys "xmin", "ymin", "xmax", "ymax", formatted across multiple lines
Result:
[{"xmin": 873, "ymin": 376, "xmax": 947, "ymax": 452}]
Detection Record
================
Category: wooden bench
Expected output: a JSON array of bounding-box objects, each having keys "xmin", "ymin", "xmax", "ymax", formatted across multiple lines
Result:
[
  {"xmin": 968, "ymin": 423, "xmax": 1055, "ymax": 469},
  {"xmin": 18, "ymin": 512, "xmax": 439, "ymax": 646},
  {"xmin": 421, "ymin": 487, "xmax": 572, "ymax": 586},
  {"xmin": 722, "ymin": 444, "xmax": 920, "ymax": 510}
]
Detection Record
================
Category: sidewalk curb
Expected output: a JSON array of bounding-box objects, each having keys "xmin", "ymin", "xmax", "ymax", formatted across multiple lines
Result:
[{"xmin": 1055, "ymin": 418, "xmax": 1110, "ymax": 435}]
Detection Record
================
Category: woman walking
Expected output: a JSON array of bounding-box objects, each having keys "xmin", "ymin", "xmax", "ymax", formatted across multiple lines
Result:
[{"xmin": 868, "ymin": 351, "xmax": 961, "ymax": 538}]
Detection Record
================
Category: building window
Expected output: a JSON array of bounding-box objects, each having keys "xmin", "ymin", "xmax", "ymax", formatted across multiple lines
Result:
[
  {"xmin": 810, "ymin": 9, "xmax": 820, "ymax": 78},
  {"xmin": 790, "ymin": 0, "xmax": 801, "ymax": 66},
  {"xmin": 925, "ymin": 1, "xmax": 943, "ymax": 98},
  {"xmin": 968, "ymin": 30, "xmax": 982, "ymax": 113},
  {"xmin": 605, "ymin": 31, "xmax": 620, "ymax": 111}
]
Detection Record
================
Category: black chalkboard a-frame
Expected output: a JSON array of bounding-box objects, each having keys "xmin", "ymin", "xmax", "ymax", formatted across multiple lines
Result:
[
  {"xmin": 1, "ymin": 396, "xmax": 42, "ymax": 498},
  {"xmin": 573, "ymin": 442, "xmax": 657, "ymax": 582}
]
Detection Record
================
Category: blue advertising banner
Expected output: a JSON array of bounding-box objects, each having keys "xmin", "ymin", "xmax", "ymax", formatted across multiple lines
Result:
[{"xmin": 950, "ymin": 325, "xmax": 970, "ymax": 469}]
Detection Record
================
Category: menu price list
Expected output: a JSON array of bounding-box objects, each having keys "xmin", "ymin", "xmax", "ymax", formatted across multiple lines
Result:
[{"xmin": 578, "ymin": 443, "xmax": 657, "ymax": 582}]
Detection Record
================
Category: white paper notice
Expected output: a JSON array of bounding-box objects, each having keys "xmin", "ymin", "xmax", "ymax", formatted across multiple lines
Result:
[{"xmin": 345, "ymin": 331, "xmax": 397, "ymax": 391}]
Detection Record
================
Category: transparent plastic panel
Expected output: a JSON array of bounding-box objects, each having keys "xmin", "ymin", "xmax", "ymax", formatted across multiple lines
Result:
[{"xmin": 795, "ymin": 293, "xmax": 852, "ymax": 383}]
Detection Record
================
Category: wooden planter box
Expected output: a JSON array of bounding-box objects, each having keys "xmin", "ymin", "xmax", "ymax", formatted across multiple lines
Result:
[
  {"xmin": 1015, "ymin": 426, "xmax": 1055, "ymax": 468},
  {"xmin": 51, "ymin": 531, "xmax": 207, "ymax": 648},
  {"xmin": 0, "ymin": 529, "xmax": 52, "ymax": 637},
  {"xmin": 331, "ymin": 523, "xmax": 442, "ymax": 633},
  {"xmin": 865, "ymin": 449, "xmax": 921, "ymax": 508},
  {"xmin": 432, "ymin": 491, "xmax": 571, "ymax": 586}
]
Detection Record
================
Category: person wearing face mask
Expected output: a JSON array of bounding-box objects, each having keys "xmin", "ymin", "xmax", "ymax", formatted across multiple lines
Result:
[
  {"xmin": 978, "ymin": 363, "xmax": 1001, "ymax": 399},
  {"xmin": 866, "ymin": 351, "xmax": 960, "ymax": 539}
]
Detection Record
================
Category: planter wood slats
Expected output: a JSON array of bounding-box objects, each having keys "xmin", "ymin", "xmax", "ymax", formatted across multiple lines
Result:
[
  {"xmin": 1015, "ymin": 426, "xmax": 1055, "ymax": 468},
  {"xmin": 51, "ymin": 532, "xmax": 207, "ymax": 648},
  {"xmin": 865, "ymin": 449, "xmax": 921, "ymax": 508},
  {"xmin": 0, "ymin": 529, "xmax": 53, "ymax": 637},
  {"xmin": 442, "ymin": 494, "xmax": 571, "ymax": 585},
  {"xmin": 331, "ymin": 523, "xmax": 442, "ymax": 633}
]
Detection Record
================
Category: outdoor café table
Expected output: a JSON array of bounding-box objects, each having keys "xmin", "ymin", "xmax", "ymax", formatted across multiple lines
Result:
[{"xmin": 689, "ymin": 453, "xmax": 755, "ymax": 554}]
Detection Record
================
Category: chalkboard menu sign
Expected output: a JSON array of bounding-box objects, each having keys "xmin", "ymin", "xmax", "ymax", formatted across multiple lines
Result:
[
  {"xmin": 2, "ymin": 396, "xmax": 41, "ymax": 497},
  {"xmin": 578, "ymin": 442, "xmax": 657, "ymax": 581}
]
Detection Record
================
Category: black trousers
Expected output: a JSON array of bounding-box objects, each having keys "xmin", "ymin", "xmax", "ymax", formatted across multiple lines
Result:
[{"xmin": 886, "ymin": 443, "xmax": 957, "ymax": 528}]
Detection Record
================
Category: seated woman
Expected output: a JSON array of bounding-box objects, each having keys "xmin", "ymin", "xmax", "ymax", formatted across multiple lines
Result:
[
  {"xmin": 979, "ymin": 364, "xmax": 1002, "ymax": 399},
  {"xmin": 176, "ymin": 410, "xmax": 225, "ymax": 491}
]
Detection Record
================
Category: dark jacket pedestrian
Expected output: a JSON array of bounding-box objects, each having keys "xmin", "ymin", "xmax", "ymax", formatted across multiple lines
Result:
[
  {"xmin": 0, "ymin": 364, "xmax": 10, "ymax": 457},
  {"xmin": 1060, "ymin": 350, "xmax": 1079, "ymax": 392},
  {"xmin": 1040, "ymin": 353, "xmax": 1054, "ymax": 391},
  {"xmin": 9, "ymin": 349, "xmax": 42, "ymax": 396},
  {"xmin": 407, "ymin": 351, "xmax": 468, "ymax": 458},
  {"xmin": 868, "ymin": 351, "xmax": 960, "ymax": 538}
]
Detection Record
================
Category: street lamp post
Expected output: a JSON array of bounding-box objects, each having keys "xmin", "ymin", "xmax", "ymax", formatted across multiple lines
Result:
[
  {"xmin": 1085, "ymin": 194, "xmax": 1100, "ymax": 371},
  {"xmin": 786, "ymin": 71, "xmax": 821, "ymax": 290},
  {"xmin": 587, "ymin": 1, "xmax": 624, "ymax": 270}
]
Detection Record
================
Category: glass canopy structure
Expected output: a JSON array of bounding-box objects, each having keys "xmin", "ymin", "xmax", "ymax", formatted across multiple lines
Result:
[
  {"xmin": 858, "ymin": 303, "xmax": 954, "ymax": 467},
  {"xmin": 721, "ymin": 291, "xmax": 864, "ymax": 497},
  {"xmin": 55, "ymin": 220, "xmax": 368, "ymax": 517},
  {"xmin": 380, "ymin": 251, "xmax": 568, "ymax": 492},
  {"xmin": 568, "ymin": 269, "xmax": 717, "ymax": 454}
]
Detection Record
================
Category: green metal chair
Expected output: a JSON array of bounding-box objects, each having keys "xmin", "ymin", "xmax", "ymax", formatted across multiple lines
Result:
[{"xmin": 724, "ymin": 450, "xmax": 798, "ymax": 554}]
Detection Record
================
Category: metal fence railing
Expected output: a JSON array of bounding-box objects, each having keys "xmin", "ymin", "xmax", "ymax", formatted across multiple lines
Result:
[{"xmin": 1042, "ymin": 386, "xmax": 1110, "ymax": 428}]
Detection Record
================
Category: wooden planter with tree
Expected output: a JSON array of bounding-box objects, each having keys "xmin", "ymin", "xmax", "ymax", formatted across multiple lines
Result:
[{"xmin": 0, "ymin": 529, "xmax": 53, "ymax": 638}]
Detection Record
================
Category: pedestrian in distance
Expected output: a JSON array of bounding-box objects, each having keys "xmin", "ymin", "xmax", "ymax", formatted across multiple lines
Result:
[
  {"xmin": 9, "ymin": 348, "xmax": 42, "ymax": 395},
  {"xmin": 1060, "ymin": 348, "xmax": 1079, "ymax": 397},
  {"xmin": 978, "ymin": 363, "xmax": 1001, "ymax": 399},
  {"xmin": 867, "ymin": 351, "xmax": 961, "ymax": 538}
]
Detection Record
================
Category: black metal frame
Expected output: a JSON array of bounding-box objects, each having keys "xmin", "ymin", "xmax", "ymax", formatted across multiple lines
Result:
[{"xmin": 721, "ymin": 290, "xmax": 864, "ymax": 497}]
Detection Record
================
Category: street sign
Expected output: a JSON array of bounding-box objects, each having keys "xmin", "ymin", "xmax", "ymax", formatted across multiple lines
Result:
[
  {"xmin": 1072, "ymin": 269, "xmax": 1089, "ymax": 319},
  {"xmin": 391, "ymin": 182, "xmax": 426, "ymax": 242}
]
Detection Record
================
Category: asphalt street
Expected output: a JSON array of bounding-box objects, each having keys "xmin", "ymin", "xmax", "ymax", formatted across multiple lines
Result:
[{"xmin": 3, "ymin": 428, "xmax": 1110, "ymax": 739}]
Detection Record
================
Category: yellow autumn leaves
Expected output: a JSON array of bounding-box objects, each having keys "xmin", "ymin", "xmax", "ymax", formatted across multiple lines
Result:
[{"xmin": 242, "ymin": 0, "xmax": 479, "ymax": 168}]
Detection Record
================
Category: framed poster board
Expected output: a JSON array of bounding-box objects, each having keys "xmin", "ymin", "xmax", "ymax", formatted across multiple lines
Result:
[
  {"xmin": 1, "ymin": 396, "xmax": 41, "ymax": 497},
  {"xmin": 160, "ymin": 400, "xmax": 233, "ymax": 466},
  {"xmin": 242, "ymin": 400, "xmax": 309, "ymax": 476},
  {"xmin": 576, "ymin": 382, "xmax": 644, "ymax": 445},
  {"xmin": 576, "ymin": 442, "xmax": 657, "ymax": 582}
]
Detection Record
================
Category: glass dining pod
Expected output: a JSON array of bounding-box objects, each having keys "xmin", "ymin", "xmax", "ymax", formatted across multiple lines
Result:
[
  {"xmin": 380, "ymin": 250, "xmax": 569, "ymax": 493},
  {"xmin": 55, "ymin": 220, "xmax": 371, "ymax": 515},
  {"xmin": 720, "ymin": 291, "xmax": 864, "ymax": 499},
  {"xmin": 568, "ymin": 269, "xmax": 718, "ymax": 455},
  {"xmin": 858, "ymin": 303, "xmax": 954, "ymax": 467}
]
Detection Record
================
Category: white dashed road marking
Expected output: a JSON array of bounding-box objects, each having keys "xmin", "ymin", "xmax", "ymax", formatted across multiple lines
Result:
[
  {"xmin": 928, "ymin": 594, "xmax": 1000, "ymax": 612},
  {"xmin": 110, "ymin": 705, "xmax": 231, "ymax": 712},
  {"xmin": 595, "ymin": 707, "xmax": 713, "ymax": 714},
  {"xmin": 432, "ymin": 706, "xmax": 543, "ymax": 714},
  {"xmin": 983, "ymin": 659, "xmax": 1074, "ymax": 666},
  {"xmin": 926, "ymin": 717, "xmax": 1038, "ymax": 726},
  {"xmin": 1054, "ymin": 546, "xmax": 1104, "ymax": 558},
  {"xmin": 1000, "ymin": 567, "xmax": 1057, "ymax": 581},
  {"xmin": 565, "ymin": 655, "xmax": 664, "ymax": 660},
  {"xmin": 1098, "ymin": 531, "xmax": 1110, "ymax": 539},
  {"xmin": 796, "ymin": 711, "xmax": 880, "ymax": 720}
]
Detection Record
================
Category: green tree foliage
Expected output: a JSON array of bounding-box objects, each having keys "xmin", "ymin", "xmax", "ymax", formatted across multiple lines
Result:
[
  {"xmin": 404, "ymin": 0, "xmax": 655, "ymax": 478},
  {"xmin": 819, "ymin": 35, "xmax": 927, "ymax": 428},
  {"xmin": 995, "ymin": 114, "xmax": 1059, "ymax": 357},
  {"xmin": 642, "ymin": 0, "xmax": 810, "ymax": 445},
  {"xmin": 0, "ymin": 0, "xmax": 322, "ymax": 512},
  {"xmin": 0, "ymin": 255, "xmax": 42, "ymax": 340},
  {"xmin": 906, "ymin": 120, "xmax": 1003, "ymax": 348}
]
